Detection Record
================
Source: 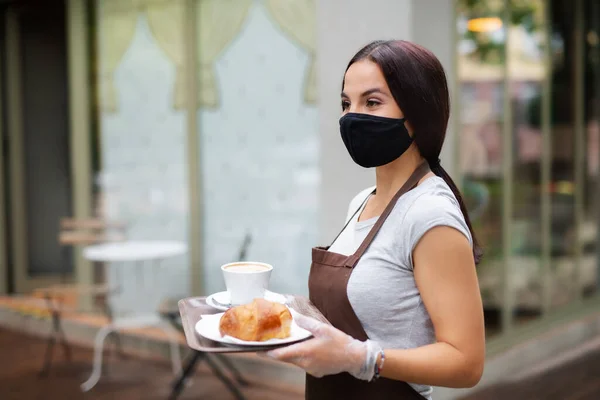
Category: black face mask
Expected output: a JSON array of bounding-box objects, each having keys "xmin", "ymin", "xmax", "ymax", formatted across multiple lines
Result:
[{"xmin": 339, "ymin": 113, "xmax": 414, "ymax": 168}]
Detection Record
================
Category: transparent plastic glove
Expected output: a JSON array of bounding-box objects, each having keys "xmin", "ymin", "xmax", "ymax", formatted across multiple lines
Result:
[{"xmin": 265, "ymin": 313, "xmax": 382, "ymax": 380}]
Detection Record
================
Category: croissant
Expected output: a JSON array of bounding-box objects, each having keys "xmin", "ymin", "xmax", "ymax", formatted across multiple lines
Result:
[{"xmin": 219, "ymin": 298, "xmax": 292, "ymax": 341}]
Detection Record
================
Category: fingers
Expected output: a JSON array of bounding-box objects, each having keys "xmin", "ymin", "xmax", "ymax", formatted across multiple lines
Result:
[
  {"xmin": 295, "ymin": 314, "xmax": 350, "ymax": 343},
  {"xmin": 266, "ymin": 341, "xmax": 309, "ymax": 362},
  {"xmin": 294, "ymin": 313, "xmax": 326, "ymax": 336},
  {"xmin": 307, "ymin": 370, "xmax": 325, "ymax": 378},
  {"xmin": 268, "ymin": 350, "xmax": 324, "ymax": 378},
  {"xmin": 263, "ymin": 339, "xmax": 333, "ymax": 379}
]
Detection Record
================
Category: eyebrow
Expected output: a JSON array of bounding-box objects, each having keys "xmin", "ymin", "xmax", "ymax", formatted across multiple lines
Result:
[{"xmin": 341, "ymin": 88, "xmax": 388, "ymax": 98}]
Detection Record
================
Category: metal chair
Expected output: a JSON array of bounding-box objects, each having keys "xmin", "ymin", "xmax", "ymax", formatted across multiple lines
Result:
[{"xmin": 35, "ymin": 218, "xmax": 126, "ymax": 376}]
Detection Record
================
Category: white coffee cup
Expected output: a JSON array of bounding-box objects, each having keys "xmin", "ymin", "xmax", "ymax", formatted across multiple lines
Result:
[{"xmin": 221, "ymin": 261, "xmax": 273, "ymax": 306}]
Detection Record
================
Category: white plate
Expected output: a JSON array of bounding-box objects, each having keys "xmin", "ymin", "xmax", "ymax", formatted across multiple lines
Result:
[
  {"xmin": 206, "ymin": 290, "xmax": 288, "ymax": 311},
  {"xmin": 195, "ymin": 308, "xmax": 312, "ymax": 346}
]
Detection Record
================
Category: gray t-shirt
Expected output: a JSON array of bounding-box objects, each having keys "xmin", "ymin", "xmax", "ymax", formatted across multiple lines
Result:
[{"xmin": 328, "ymin": 176, "xmax": 473, "ymax": 399}]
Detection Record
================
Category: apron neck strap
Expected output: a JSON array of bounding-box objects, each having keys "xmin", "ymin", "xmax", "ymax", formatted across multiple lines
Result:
[{"xmin": 345, "ymin": 161, "xmax": 431, "ymax": 267}]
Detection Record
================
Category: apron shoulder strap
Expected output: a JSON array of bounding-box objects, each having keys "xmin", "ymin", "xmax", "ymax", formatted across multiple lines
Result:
[
  {"xmin": 346, "ymin": 161, "xmax": 431, "ymax": 267},
  {"xmin": 328, "ymin": 188, "xmax": 375, "ymax": 247}
]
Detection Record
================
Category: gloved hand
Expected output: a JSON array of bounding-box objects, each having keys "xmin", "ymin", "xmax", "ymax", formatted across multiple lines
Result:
[{"xmin": 264, "ymin": 313, "xmax": 382, "ymax": 380}]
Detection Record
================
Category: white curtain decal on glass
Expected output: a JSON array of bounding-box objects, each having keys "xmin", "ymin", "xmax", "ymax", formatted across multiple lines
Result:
[
  {"xmin": 99, "ymin": 0, "xmax": 138, "ymax": 113},
  {"xmin": 264, "ymin": 0, "xmax": 317, "ymax": 104},
  {"xmin": 196, "ymin": 0, "xmax": 253, "ymax": 108},
  {"xmin": 100, "ymin": 0, "xmax": 253, "ymax": 111},
  {"xmin": 146, "ymin": 1, "xmax": 186, "ymax": 109}
]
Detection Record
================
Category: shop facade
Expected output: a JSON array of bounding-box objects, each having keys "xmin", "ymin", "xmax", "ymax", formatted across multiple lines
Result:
[{"xmin": 0, "ymin": 0, "xmax": 598, "ymax": 361}]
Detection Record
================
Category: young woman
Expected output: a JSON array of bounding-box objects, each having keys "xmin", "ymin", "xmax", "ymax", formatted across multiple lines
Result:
[{"xmin": 266, "ymin": 40, "xmax": 486, "ymax": 400}]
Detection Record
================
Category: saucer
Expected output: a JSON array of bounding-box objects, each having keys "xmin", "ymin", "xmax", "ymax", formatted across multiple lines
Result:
[{"xmin": 206, "ymin": 290, "xmax": 287, "ymax": 311}]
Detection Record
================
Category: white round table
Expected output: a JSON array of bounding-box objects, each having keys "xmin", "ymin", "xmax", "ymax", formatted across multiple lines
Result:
[
  {"xmin": 80, "ymin": 240, "xmax": 186, "ymax": 392},
  {"xmin": 83, "ymin": 240, "xmax": 187, "ymax": 262}
]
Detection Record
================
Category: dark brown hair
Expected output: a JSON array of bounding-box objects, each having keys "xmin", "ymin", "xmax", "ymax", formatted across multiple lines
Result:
[{"xmin": 344, "ymin": 40, "xmax": 482, "ymax": 264}]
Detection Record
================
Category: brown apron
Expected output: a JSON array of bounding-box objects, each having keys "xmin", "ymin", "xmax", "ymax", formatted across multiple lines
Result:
[{"xmin": 306, "ymin": 162, "xmax": 431, "ymax": 400}]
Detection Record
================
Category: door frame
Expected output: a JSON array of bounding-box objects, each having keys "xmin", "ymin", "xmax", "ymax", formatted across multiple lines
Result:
[
  {"xmin": 0, "ymin": 27, "xmax": 5, "ymax": 294},
  {"xmin": 4, "ymin": 5, "xmax": 70, "ymax": 293},
  {"xmin": 6, "ymin": 6, "xmax": 30, "ymax": 293},
  {"xmin": 67, "ymin": 0, "xmax": 94, "ymax": 306},
  {"xmin": 3, "ymin": 1, "xmax": 93, "ymax": 294}
]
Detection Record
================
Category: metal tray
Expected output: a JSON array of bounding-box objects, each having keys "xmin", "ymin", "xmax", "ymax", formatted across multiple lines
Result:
[{"xmin": 178, "ymin": 295, "xmax": 329, "ymax": 353}]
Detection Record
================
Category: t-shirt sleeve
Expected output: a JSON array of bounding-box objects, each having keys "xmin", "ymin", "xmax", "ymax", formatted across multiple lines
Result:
[{"xmin": 401, "ymin": 193, "xmax": 473, "ymax": 269}]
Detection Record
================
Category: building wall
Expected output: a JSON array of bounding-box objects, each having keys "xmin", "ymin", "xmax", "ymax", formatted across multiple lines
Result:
[
  {"xmin": 316, "ymin": 0, "xmax": 412, "ymax": 243},
  {"xmin": 412, "ymin": 0, "xmax": 457, "ymax": 178}
]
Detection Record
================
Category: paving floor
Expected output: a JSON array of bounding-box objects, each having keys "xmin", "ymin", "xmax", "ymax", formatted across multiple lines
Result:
[
  {"xmin": 3, "ymin": 324, "xmax": 600, "ymax": 400},
  {"xmin": 0, "ymin": 327, "xmax": 303, "ymax": 400},
  {"xmin": 461, "ymin": 345, "xmax": 600, "ymax": 400}
]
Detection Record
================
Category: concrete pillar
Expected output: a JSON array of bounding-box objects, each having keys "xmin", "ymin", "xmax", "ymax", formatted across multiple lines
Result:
[
  {"xmin": 411, "ymin": 0, "xmax": 457, "ymax": 178},
  {"xmin": 316, "ymin": 0, "xmax": 413, "ymax": 242}
]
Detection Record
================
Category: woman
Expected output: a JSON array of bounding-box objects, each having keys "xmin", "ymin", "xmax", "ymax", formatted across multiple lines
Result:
[{"xmin": 266, "ymin": 40, "xmax": 485, "ymax": 400}]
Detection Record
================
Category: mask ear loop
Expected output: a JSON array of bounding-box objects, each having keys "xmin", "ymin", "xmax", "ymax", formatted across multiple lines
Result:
[{"xmin": 401, "ymin": 119, "xmax": 415, "ymax": 144}]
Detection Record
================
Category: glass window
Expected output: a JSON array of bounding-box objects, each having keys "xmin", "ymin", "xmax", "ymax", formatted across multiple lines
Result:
[
  {"xmin": 548, "ymin": 0, "xmax": 579, "ymax": 310},
  {"xmin": 93, "ymin": 0, "xmax": 190, "ymax": 314},
  {"xmin": 583, "ymin": 0, "xmax": 600, "ymax": 298},
  {"xmin": 457, "ymin": 0, "xmax": 600, "ymax": 335},
  {"xmin": 195, "ymin": 0, "xmax": 319, "ymax": 297},
  {"xmin": 457, "ymin": 0, "xmax": 507, "ymax": 336},
  {"xmin": 508, "ymin": 0, "xmax": 546, "ymax": 325}
]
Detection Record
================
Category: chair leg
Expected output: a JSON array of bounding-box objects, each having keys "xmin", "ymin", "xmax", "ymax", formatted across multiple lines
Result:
[
  {"xmin": 39, "ymin": 295, "xmax": 72, "ymax": 376},
  {"xmin": 110, "ymin": 330, "xmax": 126, "ymax": 359},
  {"xmin": 205, "ymin": 354, "xmax": 247, "ymax": 400},
  {"xmin": 104, "ymin": 330, "xmax": 124, "ymax": 377},
  {"xmin": 157, "ymin": 323, "xmax": 182, "ymax": 376},
  {"xmin": 50, "ymin": 299, "xmax": 72, "ymax": 362},
  {"xmin": 57, "ymin": 317, "xmax": 72, "ymax": 362},
  {"xmin": 109, "ymin": 331, "xmax": 125, "ymax": 360},
  {"xmin": 102, "ymin": 297, "xmax": 125, "ymax": 366},
  {"xmin": 38, "ymin": 335, "xmax": 56, "ymax": 377},
  {"xmin": 169, "ymin": 350, "xmax": 202, "ymax": 400},
  {"xmin": 214, "ymin": 354, "xmax": 249, "ymax": 386}
]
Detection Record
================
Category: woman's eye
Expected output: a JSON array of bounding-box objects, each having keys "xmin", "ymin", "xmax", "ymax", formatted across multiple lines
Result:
[
  {"xmin": 366, "ymin": 99, "xmax": 380, "ymax": 107},
  {"xmin": 341, "ymin": 100, "xmax": 350, "ymax": 110}
]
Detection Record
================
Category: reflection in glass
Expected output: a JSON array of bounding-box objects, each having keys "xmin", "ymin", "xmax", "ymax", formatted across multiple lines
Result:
[
  {"xmin": 583, "ymin": 0, "xmax": 600, "ymax": 298},
  {"xmin": 457, "ymin": 0, "xmax": 600, "ymax": 333},
  {"xmin": 509, "ymin": 0, "xmax": 546, "ymax": 323},
  {"xmin": 457, "ymin": 0, "xmax": 506, "ymax": 336},
  {"xmin": 93, "ymin": 0, "xmax": 191, "ymax": 315},
  {"xmin": 548, "ymin": 0, "xmax": 578, "ymax": 309}
]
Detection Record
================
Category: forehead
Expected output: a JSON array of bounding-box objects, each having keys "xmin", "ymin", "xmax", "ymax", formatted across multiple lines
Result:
[{"xmin": 343, "ymin": 60, "xmax": 389, "ymax": 95}]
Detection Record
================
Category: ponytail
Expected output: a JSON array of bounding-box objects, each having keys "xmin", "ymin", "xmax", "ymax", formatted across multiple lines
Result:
[
  {"xmin": 347, "ymin": 39, "xmax": 483, "ymax": 264},
  {"xmin": 428, "ymin": 159, "xmax": 483, "ymax": 265}
]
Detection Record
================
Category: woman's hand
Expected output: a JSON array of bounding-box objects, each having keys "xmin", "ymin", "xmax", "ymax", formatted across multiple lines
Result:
[{"xmin": 264, "ymin": 314, "xmax": 380, "ymax": 380}]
